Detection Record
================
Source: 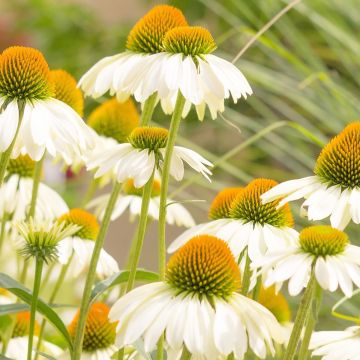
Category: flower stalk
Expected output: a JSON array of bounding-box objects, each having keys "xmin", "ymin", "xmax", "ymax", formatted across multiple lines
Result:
[
  {"xmin": 72, "ymin": 181, "xmax": 122, "ymax": 360},
  {"xmin": 126, "ymin": 170, "xmax": 155, "ymax": 292},
  {"xmin": 141, "ymin": 92, "xmax": 157, "ymax": 126},
  {"xmin": 298, "ymin": 283, "xmax": 323, "ymax": 360},
  {"xmin": 34, "ymin": 254, "xmax": 74, "ymax": 360},
  {"xmin": 282, "ymin": 269, "xmax": 316, "ymax": 360},
  {"xmin": 158, "ymin": 91, "xmax": 185, "ymax": 279},
  {"xmin": 27, "ymin": 258, "xmax": 44, "ymax": 360}
]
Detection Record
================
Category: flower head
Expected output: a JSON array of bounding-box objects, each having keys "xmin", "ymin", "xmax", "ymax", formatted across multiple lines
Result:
[
  {"xmin": 49, "ymin": 69, "xmax": 84, "ymax": 116},
  {"xmin": 163, "ymin": 26, "xmax": 217, "ymax": 58},
  {"xmin": 314, "ymin": 122, "xmax": 359, "ymax": 190},
  {"xmin": 230, "ymin": 178, "xmax": 293, "ymax": 227},
  {"xmin": 0, "ymin": 46, "xmax": 53, "ymax": 101},
  {"xmin": 78, "ymin": 6, "xmax": 251, "ymax": 121},
  {"xmin": 166, "ymin": 235, "xmax": 241, "ymax": 300},
  {"xmin": 87, "ymin": 98, "xmax": 139, "ymax": 143},
  {"xmin": 169, "ymin": 179, "xmax": 297, "ymax": 262},
  {"xmin": 87, "ymin": 126, "xmax": 212, "ymax": 188},
  {"xmin": 257, "ymin": 225, "xmax": 360, "ymax": 297},
  {"xmin": 258, "ymin": 286, "xmax": 291, "ymax": 324},
  {"xmin": 128, "ymin": 126, "xmax": 168, "ymax": 151},
  {"xmin": 299, "ymin": 225, "xmax": 348, "ymax": 257},
  {"xmin": 68, "ymin": 303, "xmax": 117, "ymax": 352},
  {"xmin": 17, "ymin": 218, "xmax": 80, "ymax": 263},
  {"xmin": 57, "ymin": 209, "xmax": 119, "ymax": 278},
  {"xmin": 110, "ymin": 236, "xmax": 285, "ymax": 358},
  {"xmin": 7, "ymin": 154, "xmax": 35, "ymax": 178},
  {"xmin": 58, "ymin": 208, "xmax": 99, "ymax": 241},
  {"xmin": 12, "ymin": 311, "xmax": 40, "ymax": 338},
  {"xmin": 208, "ymin": 187, "xmax": 243, "ymax": 220},
  {"xmin": 261, "ymin": 123, "xmax": 360, "ymax": 230},
  {"xmin": 126, "ymin": 5, "xmax": 188, "ymax": 53}
]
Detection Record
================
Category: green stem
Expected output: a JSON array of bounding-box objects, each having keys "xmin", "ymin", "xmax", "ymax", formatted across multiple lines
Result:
[
  {"xmin": 240, "ymin": 253, "xmax": 251, "ymax": 295},
  {"xmin": 298, "ymin": 283, "xmax": 323, "ymax": 360},
  {"xmin": 0, "ymin": 100, "xmax": 25, "ymax": 186},
  {"xmin": 126, "ymin": 171, "xmax": 155, "ymax": 292},
  {"xmin": 27, "ymin": 258, "xmax": 43, "ymax": 360},
  {"xmin": 35, "ymin": 255, "xmax": 74, "ymax": 360},
  {"xmin": 0, "ymin": 213, "xmax": 8, "ymax": 253},
  {"xmin": 252, "ymin": 274, "xmax": 262, "ymax": 300},
  {"xmin": 156, "ymin": 92, "xmax": 185, "ymax": 360},
  {"xmin": 72, "ymin": 182, "xmax": 122, "ymax": 360},
  {"xmin": 282, "ymin": 269, "xmax": 316, "ymax": 360},
  {"xmin": 141, "ymin": 93, "xmax": 157, "ymax": 126},
  {"xmin": 158, "ymin": 91, "xmax": 185, "ymax": 279},
  {"xmin": 81, "ymin": 177, "xmax": 99, "ymax": 207},
  {"xmin": 27, "ymin": 153, "xmax": 45, "ymax": 220}
]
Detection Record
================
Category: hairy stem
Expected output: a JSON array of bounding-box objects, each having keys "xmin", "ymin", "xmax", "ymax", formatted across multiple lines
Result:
[
  {"xmin": 126, "ymin": 171, "xmax": 155, "ymax": 292},
  {"xmin": 72, "ymin": 182, "xmax": 121, "ymax": 360},
  {"xmin": 282, "ymin": 270, "xmax": 316, "ymax": 360},
  {"xmin": 27, "ymin": 258, "xmax": 43, "ymax": 360}
]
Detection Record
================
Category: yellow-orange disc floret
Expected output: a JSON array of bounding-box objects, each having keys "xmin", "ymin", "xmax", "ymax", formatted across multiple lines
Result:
[
  {"xmin": 299, "ymin": 225, "xmax": 348, "ymax": 257},
  {"xmin": 58, "ymin": 208, "xmax": 99, "ymax": 241},
  {"xmin": 126, "ymin": 5, "xmax": 188, "ymax": 54},
  {"xmin": 7, "ymin": 155, "xmax": 35, "ymax": 178},
  {"xmin": 163, "ymin": 26, "xmax": 217, "ymax": 57},
  {"xmin": 49, "ymin": 69, "xmax": 84, "ymax": 116},
  {"xmin": 314, "ymin": 122, "xmax": 360, "ymax": 189},
  {"xmin": 68, "ymin": 303, "xmax": 117, "ymax": 352},
  {"xmin": 166, "ymin": 235, "xmax": 241, "ymax": 300},
  {"xmin": 258, "ymin": 286, "xmax": 291, "ymax": 324},
  {"xmin": 230, "ymin": 178, "xmax": 294, "ymax": 227},
  {"xmin": 123, "ymin": 178, "xmax": 161, "ymax": 198},
  {"xmin": 12, "ymin": 311, "xmax": 40, "ymax": 338},
  {"xmin": 0, "ymin": 46, "xmax": 53, "ymax": 100},
  {"xmin": 87, "ymin": 98, "xmax": 139, "ymax": 143},
  {"xmin": 128, "ymin": 126, "xmax": 168, "ymax": 151},
  {"xmin": 208, "ymin": 187, "xmax": 243, "ymax": 220}
]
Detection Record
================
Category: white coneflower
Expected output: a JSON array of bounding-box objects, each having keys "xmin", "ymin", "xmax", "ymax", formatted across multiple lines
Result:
[
  {"xmin": 57, "ymin": 209, "xmax": 119, "ymax": 278},
  {"xmin": 310, "ymin": 326, "xmax": 360, "ymax": 360},
  {"xmin": 169, "ymin": 179, "xmax": 297, "ymax": 262},
  {"xmin": 261, "ymin": 122, "xmax": 360, "ymax": 230},
  {"xmin": 87, "ymin": 126, "xmax": 212, "ymax": 188},
  {"xmin": 79, "ymin": 6, "xmax": 252, "ymax": 120},
  {"xmin": 0, "ymin": 47, "xmax": 94, "ymax": 162},
  {"xmin": 87, "ymin": 178, "xmax": 195, "ymax": 227},
  {"xmin": 78, "ymin": 5, "xmax": 188, "ymax": 100},
  {"xmin": 110, "ymin": 235, "xmax": 285, "ymax": 359},
  {"xmin": 0, "ymin": 155, "xmax": 68, "ymax": 220},
  {"xmin": 256, "ymin": 226, "xmax": 360, "ymax": 297},
  {"xmin": 1, "ymin": 311, "xmax": 62, "ymax": 360}
]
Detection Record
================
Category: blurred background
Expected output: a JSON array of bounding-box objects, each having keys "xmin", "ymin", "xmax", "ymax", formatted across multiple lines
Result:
[{"xmin": 0, "ymin": 0, "xmax": 359, "ymax": 329}]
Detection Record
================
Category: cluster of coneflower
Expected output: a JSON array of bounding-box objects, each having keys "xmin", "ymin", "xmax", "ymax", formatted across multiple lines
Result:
[{"xmin": 0, "ymin": 4, "xmax": 359, "ymax": 360}]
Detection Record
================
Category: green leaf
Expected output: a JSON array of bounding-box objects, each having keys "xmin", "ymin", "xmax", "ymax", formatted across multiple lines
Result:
[
  {"xmin": 0, "ymin": 303, "xmax": 75, "ymax": 316},
  {"xmin": 0, "ymin": 272, "xmax": 73, "ymax": 351},
  {"xmin": 90, "ymin": 269, "xmax": 159, "ymax": 303}
]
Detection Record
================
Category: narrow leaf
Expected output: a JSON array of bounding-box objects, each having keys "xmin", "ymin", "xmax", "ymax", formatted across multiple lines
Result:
[{"xmin": 0, "ymin": 273, "xmax": 73, "ymax": 350}]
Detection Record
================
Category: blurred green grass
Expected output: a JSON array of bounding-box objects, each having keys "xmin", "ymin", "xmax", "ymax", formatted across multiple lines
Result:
[{"xmin": 1, "ymin": 0, "xmax": 359, "ymax": 331}]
